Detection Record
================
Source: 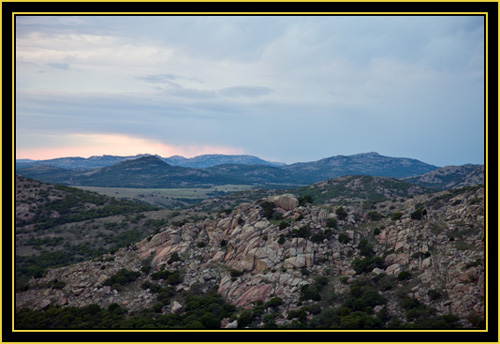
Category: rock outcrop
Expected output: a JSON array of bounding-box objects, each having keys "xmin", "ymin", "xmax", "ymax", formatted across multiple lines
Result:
[{"xmin": 16, "ymin": 186, "xmax": 485, "ymax": 328}]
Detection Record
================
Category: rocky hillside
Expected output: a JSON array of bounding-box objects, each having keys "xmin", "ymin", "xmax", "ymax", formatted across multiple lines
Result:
[
  {"xmin": 15, "ymin": 175, "xmax": 204, "ymax": 287},
  {"xmin": 16, "ymin": 186, "xmax": 485, "ymax": 329},
  {"xmin": 402, "ymin": 164, "xmax": 484, "ymax": 190},
  {"xmin": 296, "ymin": 175, "xmax": 431, "ymax": 206}
]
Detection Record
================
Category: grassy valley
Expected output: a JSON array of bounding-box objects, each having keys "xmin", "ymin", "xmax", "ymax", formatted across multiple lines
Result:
[{"xmin": 74, "ymin": 185, "xmax": 253, "ymax": 208}]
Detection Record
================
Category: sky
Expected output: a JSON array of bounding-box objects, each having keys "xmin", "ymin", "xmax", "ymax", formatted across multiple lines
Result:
[{"xmin": 15, "ymin": 15, "xmax": 485, "ymax": 166}]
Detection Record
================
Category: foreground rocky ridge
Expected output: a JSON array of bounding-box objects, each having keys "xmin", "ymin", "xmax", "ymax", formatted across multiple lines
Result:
[{"xmin": 16, "ymin": 186, "xmax": 485, "ymax": 328}]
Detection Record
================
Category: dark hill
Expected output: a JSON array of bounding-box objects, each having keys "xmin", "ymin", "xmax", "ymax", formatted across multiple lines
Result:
[
  {"xmin": 283, "ymin": 152, "xmax": 439, "ymax": 184},
  {"xmin": 63, "ymin": 156, "xmax": 212, "ymax": 188}
]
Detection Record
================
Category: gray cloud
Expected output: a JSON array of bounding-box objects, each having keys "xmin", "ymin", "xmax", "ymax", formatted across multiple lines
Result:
[
  {"xmin": 218, "ymin": 86, "xmax": 272, "ymax": 98},
  {"xmin": 137, "ymin": 74, "xmax": 202, "ymax": 85},
  {"xmin": 47, "ymin": 62, "xmax": 69, "ymax": 70}
]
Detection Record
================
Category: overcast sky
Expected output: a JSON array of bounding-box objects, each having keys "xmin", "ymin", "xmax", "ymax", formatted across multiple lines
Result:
[{"xmin": 15, "ymin": 15, "xmax": 485, "ymax": 166}]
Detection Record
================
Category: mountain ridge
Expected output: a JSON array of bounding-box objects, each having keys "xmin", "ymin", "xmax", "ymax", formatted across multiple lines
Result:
[
  {"xmin": 16, "ymin": 153, "xmax": 444, "ymax": 188},
  {"xmin": 16, "ymin": 153, "xmax": 286, "ymax": 170}
]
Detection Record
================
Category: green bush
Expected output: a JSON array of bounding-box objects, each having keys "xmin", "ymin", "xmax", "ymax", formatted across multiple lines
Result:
[
  {"xmin": 151, "ymin": 270, "xmax": 172, "ymax": 280},
  {"xmin": 279, "ymin": 220, "xmax": 291, "ymax": 230},
  {"xmin": 260, "ymin": 201, "xmax": 276, "ymax": 219},
  {"xmin": 427, "ymin": 289, "xmax": 441, "ymax": 301},
  {"xmin": 367, "ymin": 211, "xmax": 383, "ymax": 221},
  {"xmin": 168, "ymin": 252, "xmax": 181, "ymax": 264},
  {"xmin": 229, "ymin": 269, "xmax": 244, "ymax": 278},
  {"xmin": 410, "ymin": 207, "xmax": 427, "ymax": 220},
  {"xmin": 338, "ymin": 233, "xmax": 350, "ymax": 244},
  {"xmin": 357, "ymin": 239, "xmax": 374, "ymax": 257},
  {"xmin": 277, "ymin": 234, "xmax": 285, "ymax": 245},
  {"xmin": 264, "ymin": 297, "xmax": 283, "ymax": 309},
  {"xmin": 391, "ymin": 212, "xmax": 403, "ymax": 221},
  {"xmin": 397, "ymin": 271, "xmax": 412, "ymax": 281},
  {"xmin": 335, "ymin": 207, "xmax": 348, "ymax": 221},
  {"xmin": 298, "ymin": 195, "xmax": 314, "ymax": 206},
  {"xmin": 352, "ymin": 256, "xmax": 385, "ymax": 274},
  {"xmin": 104, "ymin": 269, "xmax": 140, "ymax": 287},
  {"xmin": 291, "ymin": 226, "xmax": 311, "ymax": 239},
  {"xmin": 238, "ymin": 309, "xmax": 254, "ymax": 328},
  {"xmin": 326, "ymin": 218, "xmax": 338, "ymax": 229}
]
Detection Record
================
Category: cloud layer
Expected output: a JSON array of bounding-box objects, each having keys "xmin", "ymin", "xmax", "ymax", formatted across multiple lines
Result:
[{"xmin": 15, "ymin": 15, "xmax": 485, "ymax": 165}]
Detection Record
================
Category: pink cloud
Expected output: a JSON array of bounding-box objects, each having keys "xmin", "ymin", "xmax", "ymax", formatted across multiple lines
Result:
[{"xmin": 16, "ymin": 133, "xmax": 245, "ymax": 160}]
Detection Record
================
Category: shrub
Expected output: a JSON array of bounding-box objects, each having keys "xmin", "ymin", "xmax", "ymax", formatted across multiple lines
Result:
[
  {"xmin": 367, "ymin": 211, "xmax": 383, "ymax": 221},
  {"xmin": 352, "ymin": 256, "xmax": 385, "ymax": 275},
  {"xmin": 397, "ymin": 271, "xmax": 412, "ymax": 281},
  {"xmin": 229, "ymin": 269, "xmax": 244, "ymax": 279},
  {"xmin": 336, "ymin": 207, "xmax": 348, "ymax": 221},
  {"xmin": 279, "ymin": 220, "xmax": 291, "ymax": 230},
  {"xmin": 291, "ymin": 226, "xmax": 311, "ymax": 239},
  {"xmin": 104, "ymin": 269, "xmax": 141, "ymax": 287},
  {"xmin": 298, "ymin": 195, "xmax": 314, "ymax": 206},
  {"xmin": 357, "ymin": 239, "xmax": 374, "ymax": 257},
  {"xmin": 391, "ymin": 212, "xmax": 403, "ymax": 221},
  {"xmin": 410, "ymin": 207, "xmax": 427, "ymax": 220},
  {"xmin": 151, "ymin": 270, "xmax": 172, "ymax": 280},
  {"xmin": 152, "ymin": 302, "xmax": 164, "ymax": 313},
  {"xmin": 141, "ymin": 265, "xmax": 152, "ymax": 274},
  {"xmin": 168, "ymin": 252, "xmax": 181, "ymax": 264},
  {"xmin": 238, "ymin": 309, "xmax": 254, "ymax": 328},
  {"xmin": 48, "ymin": 279, "xmax": 66, "ymax": 290},
  {"xmin": 166, "ymin": 270, "xmax": 183, "ymax": 286},
  {"xmin": 326, "ymin": 218, "xmax": 338, "ymax": 229},
  {"xmin": 300, "ymin": 284, "xmax": 322, "ymax": 302},
  {"xmin": 260, "ymin": 201, "xmax": 276, "ymax": 219},
  {"xmin": 264, "ymin": 297, "xmax": 283, "ymax": 309},
  {"xmin": 427, "ymin": 289, "xmax": 441, "ymax": 301},
  {"xmin": 277, "ymin": 234, "xmax": 285, "ymax": 245},
  {"xmin": 338, "ymin": 233, "xmax": 350, "ymax": 244}
]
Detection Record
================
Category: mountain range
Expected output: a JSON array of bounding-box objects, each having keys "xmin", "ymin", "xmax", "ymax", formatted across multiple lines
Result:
[
  {"xmin": 15, "ymin": 154, "xmax": 284, "ymax": 170},
  {"xmin": 16, "ymin": 152, "xmax": 485, "ymax": 191},
  {"xmin": 16, "ymin": 152, "xmax": 443, "ymax": 188}
]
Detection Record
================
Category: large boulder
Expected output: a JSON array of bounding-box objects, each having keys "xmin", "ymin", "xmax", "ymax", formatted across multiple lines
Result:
[{"xmin": 267, "ymin": 194, "xmax": 299, "ymax": 211}]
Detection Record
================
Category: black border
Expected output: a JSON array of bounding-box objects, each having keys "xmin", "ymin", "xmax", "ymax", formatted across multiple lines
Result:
[{"xmin": 3, "ymin": 1, "xmax": 498, "ymax": 343}]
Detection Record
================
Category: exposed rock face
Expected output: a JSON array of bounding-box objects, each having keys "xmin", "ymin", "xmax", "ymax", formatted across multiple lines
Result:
[
  {"xmin": 267, "ymin": 194, "xmax": 299, "ymax": 211},
  {"xmin": 16, "ymin": 187, "xmax": 485, "ymax": 328}
]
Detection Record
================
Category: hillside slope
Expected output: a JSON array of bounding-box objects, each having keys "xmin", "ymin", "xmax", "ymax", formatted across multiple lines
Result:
[
  {"xmin": 16, "ymin": 185, "xmax": 485, "ymax": 329},
  {"xmin": 15, "ymin": 175, "xmax": 167, "ymax": 286},
  {"xmin": 402, "ymin": 164, "xmax": 484, "ymax": 190}
]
